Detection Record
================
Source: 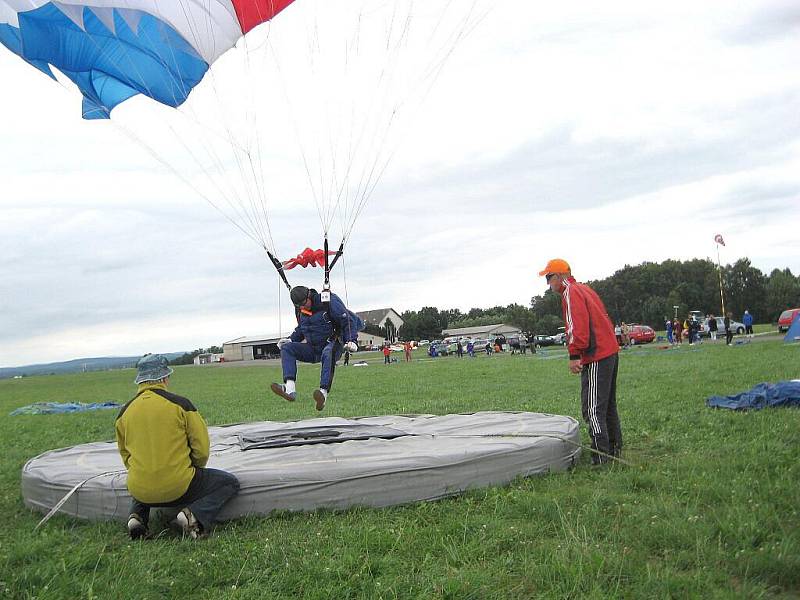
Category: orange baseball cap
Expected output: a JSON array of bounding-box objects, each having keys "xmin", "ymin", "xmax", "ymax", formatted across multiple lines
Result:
[{"xmin": 538, "ymin": 258, "xmax": 571, "ymax": 277}]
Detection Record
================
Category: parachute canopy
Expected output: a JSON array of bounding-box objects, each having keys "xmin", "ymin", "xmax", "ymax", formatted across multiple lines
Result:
[{"xmin": 0, "ymin": 0, "xmax": 295, "ymax": 119}]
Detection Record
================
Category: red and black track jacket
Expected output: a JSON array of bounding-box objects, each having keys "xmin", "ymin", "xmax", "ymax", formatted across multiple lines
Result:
[{"xmin": 560, "ymin": 276, "xmax": 618, "ymax": 365}]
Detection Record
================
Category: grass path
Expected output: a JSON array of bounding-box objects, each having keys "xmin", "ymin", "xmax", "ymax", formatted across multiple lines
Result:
[{"xmin": 0, "ymin": 338, "xmax": 798, "ymax": 598}]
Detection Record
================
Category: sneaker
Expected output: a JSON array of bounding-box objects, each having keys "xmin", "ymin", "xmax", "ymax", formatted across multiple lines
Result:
[
  {"xmin": 176, "ymin": 508, "xmax": 203, "ymax": 540},
  {"xmin": 270, "ymin": 382, "xmax": 296, "ymax": 402},
  {"xmin": 313, "ymin": 389, "xmax": 327, "ymax": 411},
  {"xmin": 127, "ymin": 513, "xmax": 148, "ymax": 540}
]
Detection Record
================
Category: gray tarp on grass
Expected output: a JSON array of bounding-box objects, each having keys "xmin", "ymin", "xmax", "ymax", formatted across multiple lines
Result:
[{"xmin": 22, "ymin": 411, "xmax": 580, "ymax": 523}]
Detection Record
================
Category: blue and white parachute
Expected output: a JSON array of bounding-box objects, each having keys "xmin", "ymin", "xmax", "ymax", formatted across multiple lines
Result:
[{"xmin": 0, "ymin": 1, "xmax": 294, "ymax": 119}]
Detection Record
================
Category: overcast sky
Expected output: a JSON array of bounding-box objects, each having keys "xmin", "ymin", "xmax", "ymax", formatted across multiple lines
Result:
[{"xmin": 1, "ymin": 0, "xmax": 799, "ymax": 367}]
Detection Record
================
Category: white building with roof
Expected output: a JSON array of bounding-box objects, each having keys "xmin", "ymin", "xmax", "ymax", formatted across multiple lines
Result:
[
  {"xmin": 222, "ymin": 334, "xmax": 283, "ymax": 362},
  {"xmin": 441, "ymin": 324, "xmax": 521, "ymax": 341},
  {"xmin": 358, "ymin": 308, "xmax": 404, "ymax": 342}
]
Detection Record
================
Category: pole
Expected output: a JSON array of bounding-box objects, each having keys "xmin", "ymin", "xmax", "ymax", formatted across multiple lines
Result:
[{"xmin": 716, "ymin": 244, "xmax": 726, "ymax": 316}]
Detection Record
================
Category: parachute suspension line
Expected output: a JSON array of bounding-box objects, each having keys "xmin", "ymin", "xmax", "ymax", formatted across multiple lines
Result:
[
  {"xmin": 242, "ymin": 22, "xmax": 281, "ymax": 257},
  {"xmin": 265, "ymin": 36, "xmax": 326, "ymax": 233},
  {"xmin": 317, "ymin": 1, "xmax": 411, "ymax": 238},
  {"xmin": 165, "ymin": 0, "xmax": 275, "ymax": 251},
  {"xmin": 111, "ymin": 119, "xmax": 265, "ymax": 249},
  {"xmin": 75, "ymin": 15, "xmax": 271, "ymax": 250},
  {"xmin": 112, "ymin": 6, "xmax": 274, "ymax": 251},
  {"xmin": 341, "ymin": 0, "xmax": 490, "ymax": 245},
  {"xmin": 331, "ymin": 0, "xmax": 420, "ymax": 241}
]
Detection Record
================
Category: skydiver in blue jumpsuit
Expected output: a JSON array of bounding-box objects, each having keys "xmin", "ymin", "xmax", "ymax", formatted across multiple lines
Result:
[{"xmin": 270, "ymin": 286, "xmax": 360, "ymax": 411}]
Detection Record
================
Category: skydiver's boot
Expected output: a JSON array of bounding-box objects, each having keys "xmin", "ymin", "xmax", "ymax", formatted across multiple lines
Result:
[
  {"xmin": 313, "ymin": 388, "xmax": 328, "ymax": 411},
  {"xmin": 127, "ymin": 513, "xmax": 148, "ymax": 540},
  {"xmin": 176, "ymin": 508, "xmax": 204, "ymax": 540},
  {"xmin": 271, "ymin": 380, "xmax": 296, "ymax": 402}
]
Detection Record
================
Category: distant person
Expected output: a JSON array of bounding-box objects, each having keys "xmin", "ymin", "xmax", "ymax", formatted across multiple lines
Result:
[
  {"xmin": 520, "ymin": 334, "xmax": 528, "ymax": 354},
  {"xmin": 466, "ymin": 339, "xmax": 475, "ymax": 358},
  {"xmin": 620, "ymin": 322, "xmax": 631, "ymax": 348},
  {"xmin": 743, "ymin": 310, "xmax": 754, "ymax": 337},
  {"xmin": 485, "ymin": 341, "xmax": 493, "ymax": 356},
  {"xmin": 404, "ymin": 341, "xmax": 412, "ymax": 362},
  {"xmin": 343, "ymin": 349, "xmax": 350, "ymax": 366},
  {"xmin": 383, "ymin": 344, "xmax": 391, "ymax": 364},
  {"xmin": 539, "ymin": 258, "xmax": 622, "ymax": 465},
  {"xmin": 271, "ymin": 286, "xmax": 360, "ymax": 411},
  {"xmin": 724, "ymin": 312, "xmax": 734, "ymax": 345},
  {"xmin": 673, "ymin": 318, "xmax": 683, "ymax": 344},
  {"xmin": 707, "ymin": 313, "xmax": 718, "ymax": 341},
  {"xmin": 684, "ymin": 316, "xmax": 696, "ymax": 345},
  {"xmin": 116, "ymin": 354, "xmax": 240, "ymax": 540},
  {"xmin": 456, "ymin": 340, "xmax": 464, "ymax": 358},
  {"xmin": 666, "ymin": 318, "xmax": 674, "ymax": 344}
]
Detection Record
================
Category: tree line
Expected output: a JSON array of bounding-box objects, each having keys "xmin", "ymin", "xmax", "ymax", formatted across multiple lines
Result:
[{"xmin": 397, "ymin": 258, "xmax": 800, "ymax": 341}]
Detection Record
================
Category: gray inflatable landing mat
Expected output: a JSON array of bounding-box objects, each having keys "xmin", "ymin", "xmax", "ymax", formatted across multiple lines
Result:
[{"xmin": 22, "ymin": 411, "xmax": 580, "ymax": 522}]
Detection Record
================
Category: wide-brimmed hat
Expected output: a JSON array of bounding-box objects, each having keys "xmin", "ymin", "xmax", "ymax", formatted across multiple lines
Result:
[
  {"xmin": 134, "ymin": 354, "xmax": 174, "ymax": 384},
  {"xmin": 538, "ymin": 258, "xmax": 571, "ymax": 277}
]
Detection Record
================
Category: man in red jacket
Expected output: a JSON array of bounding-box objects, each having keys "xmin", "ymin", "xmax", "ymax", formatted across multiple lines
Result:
[{"xmin": 539, "ymin": 258, "xmax": 622, "ymax": 465}]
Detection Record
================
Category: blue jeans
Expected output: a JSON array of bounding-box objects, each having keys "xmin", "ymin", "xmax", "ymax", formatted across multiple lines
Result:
[
  {"xmin": 130, "ymin": 467, "xmax": 239, "ymax": 531},
  {"xmin": 281, "ymin": 340, "xmax": 343, "ymax": 390}
]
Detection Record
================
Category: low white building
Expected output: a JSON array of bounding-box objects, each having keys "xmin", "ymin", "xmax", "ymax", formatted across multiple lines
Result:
[
  {"xmin": 221, "ymin": 308, "xmax": 404, "ymax": 361},
  {"xmin": 223, "ymin": 334, "xmax": 283, "ymax": 362},
  {"xmin": 193, "ymin": 353, "xmax": 224, "ymax": 365},
  {"xmin": 441, "ymin": 323, "xmax": 522, "ymax": 341}
]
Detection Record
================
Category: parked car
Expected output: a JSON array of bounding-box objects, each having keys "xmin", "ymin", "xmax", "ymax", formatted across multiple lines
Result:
[
  {"xmin": 627, "ymin": 324, "xmax": 655, "ymax": 345},
  {"xmin": 778, "ymin": 308, "xmax": 800, "ymax": 332},
  {"xmin": 470, "ymin": 338, "xmax": 493, "ymax": 352},
  {"xmin": 701, "ymin": 317, "xmax": 745, "ymax": 336},
  {"xmin": 531, "ymin": 334, "xmax": 558, "ymax": 348}
]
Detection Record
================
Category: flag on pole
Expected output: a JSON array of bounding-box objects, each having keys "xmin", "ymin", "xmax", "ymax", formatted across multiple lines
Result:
[{"xmin": 714, "ymin": 234, "xmax": 725, "ymax": 246}]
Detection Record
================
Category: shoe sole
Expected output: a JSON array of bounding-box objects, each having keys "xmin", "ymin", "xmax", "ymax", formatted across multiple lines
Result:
[
  {"xmin": 176, "ymin": 510, "xmax": 200, "ymax": 540},
  {"xmin": 271, "ymin": 382, "xmax": 295, "ymax": 402},
  {"xmin": 313, "ymin": 390, "xmax": 326, "ymax": 411},
  {"xmin": 128, "ymin": 524, "xmax": 147, "ymax": 540}
]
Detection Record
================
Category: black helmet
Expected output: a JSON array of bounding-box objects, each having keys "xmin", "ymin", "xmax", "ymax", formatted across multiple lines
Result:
[{"xmin": 290, "ymin": 286, "xmax": 310, "ymax": 306}]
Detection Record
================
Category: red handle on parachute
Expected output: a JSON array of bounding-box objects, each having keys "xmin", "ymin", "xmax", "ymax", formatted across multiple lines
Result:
[{"xmin": 282, "ymin": 247, "xmax": 337, "ymax": 270}]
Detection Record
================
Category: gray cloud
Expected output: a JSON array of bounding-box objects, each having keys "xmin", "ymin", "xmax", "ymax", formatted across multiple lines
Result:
[
  {"xmin": 723, "ymin": 1, "xmax": 800, "ymax": 44},
  {"xmin": 381, "ymin": 90, "xmax": 800, "ymax": 218}
]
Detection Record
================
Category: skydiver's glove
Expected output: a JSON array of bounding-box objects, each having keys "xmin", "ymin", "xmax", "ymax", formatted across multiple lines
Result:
[
  {"xmin": 277, "ymin": 338, "xmax": 292, "ymax": 349},
  {"xmin": 344, "ymin": 341, "xmax": 358, "ymax": 353}
]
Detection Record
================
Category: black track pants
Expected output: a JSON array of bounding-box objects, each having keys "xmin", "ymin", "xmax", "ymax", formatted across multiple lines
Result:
[{"xmin": 581, "ymin": 353, "xmax": 622, "ymax": 464}]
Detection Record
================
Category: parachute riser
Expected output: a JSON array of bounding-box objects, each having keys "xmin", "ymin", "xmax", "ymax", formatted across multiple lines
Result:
[
  {"xmin": 267, "ymin": 250, "xmax": 292, "ymax": 290},
  {"xmin": 321, "ymin": 237, "xmax": 345, "ymax": 341}
]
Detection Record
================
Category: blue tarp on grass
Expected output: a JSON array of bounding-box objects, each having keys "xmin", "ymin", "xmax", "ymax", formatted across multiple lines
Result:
[
  {"xmin": 10, "ymin": 402, "xmax": 121, "ymax": 416},
  {"xmin": 706, "ymin": 381, "xmax": 800, "ymax": 411}
]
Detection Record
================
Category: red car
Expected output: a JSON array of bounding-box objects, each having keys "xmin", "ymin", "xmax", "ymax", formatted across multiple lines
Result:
[
  {"xmin": 778, "ymin": 308, "xmax": 800, "ymax": 332},
  {"xmin": 627, "ymin": 324, "xmax": 655, "ymax": 345}
]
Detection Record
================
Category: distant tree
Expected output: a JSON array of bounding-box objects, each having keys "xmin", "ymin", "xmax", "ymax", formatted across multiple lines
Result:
[
  {"xmin": 722, "ymin": 258, "xmax": 767, "ymax": 319},
  {"xmin": 766, "ymin": 268, "xmax": 800, "ymax": 321}
]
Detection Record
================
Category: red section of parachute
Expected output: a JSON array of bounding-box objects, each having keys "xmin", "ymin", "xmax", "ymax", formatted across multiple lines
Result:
[
  {"xmin": 231, "ymin": 0, "xmax": 297, "ymax": 34},
  {"xmin": 282, "ymin": 248, "xmax": 337, "ymax": 270}
]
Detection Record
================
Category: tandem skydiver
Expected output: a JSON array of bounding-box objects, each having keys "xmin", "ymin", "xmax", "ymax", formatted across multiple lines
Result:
[{"xmin": 270, "ymin": 285, "xmax": 362, "ymax": 411}]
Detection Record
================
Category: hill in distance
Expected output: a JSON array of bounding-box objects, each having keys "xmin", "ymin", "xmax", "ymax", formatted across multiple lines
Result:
[{"xmin": 0, "ymin": 353, "xmax": 186, "ymax": 380}]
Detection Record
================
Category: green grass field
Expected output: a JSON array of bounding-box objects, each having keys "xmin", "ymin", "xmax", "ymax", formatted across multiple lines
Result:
[{"xmin": 1, "ymin": 335, "xmax": 799, "ymax": 599}]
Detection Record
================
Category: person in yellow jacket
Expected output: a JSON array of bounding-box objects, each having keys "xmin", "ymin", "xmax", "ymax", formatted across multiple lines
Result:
[{"xmin": 115, "ymin": 354, "xmax": 239, "ymax": 539}]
